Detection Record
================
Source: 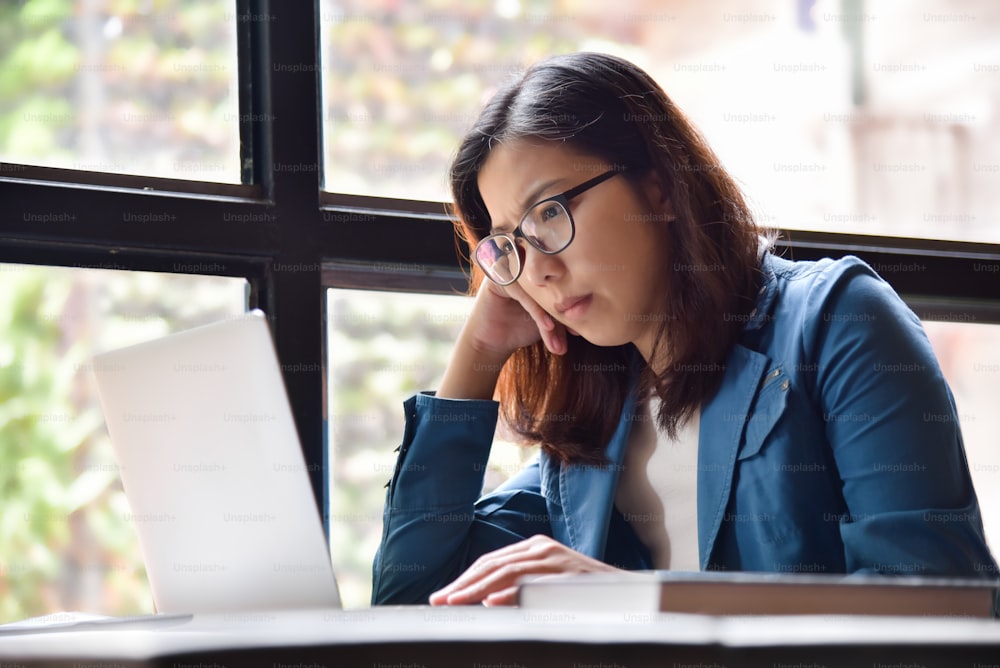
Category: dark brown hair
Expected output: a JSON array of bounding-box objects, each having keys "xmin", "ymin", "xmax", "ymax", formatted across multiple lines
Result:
[{"xmin": 450, "ymin": 52, "xmax": 766, "ymax": 464}]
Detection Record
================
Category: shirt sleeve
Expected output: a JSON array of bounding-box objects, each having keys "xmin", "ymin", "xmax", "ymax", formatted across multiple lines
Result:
[
  {"xmin": 370, "ymin": 392, "xmax": 551, "ymax": 605},
  {"xmin": 807, "ymin": 258, "xmax": 997, "ymax": 580}
]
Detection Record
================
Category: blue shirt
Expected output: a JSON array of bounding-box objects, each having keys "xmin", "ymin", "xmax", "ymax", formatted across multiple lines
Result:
[{"xmin": 371, "ymin": 253, "xmax": 998, "ymax": 605}]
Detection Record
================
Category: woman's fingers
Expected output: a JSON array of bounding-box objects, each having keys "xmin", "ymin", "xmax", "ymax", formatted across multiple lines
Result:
[
  {"xmin": 445, "ymin": 540, "xmax": 560, "ymax": 601},
  {"xmin": 429, "ymin": 535, "xmax": 618, "ymax": 606},
  {"xmin": 500, "ymin": 281, "xmax": 567, "ymax": 355},
  {"xmin": 428, "ymin": 538, "xmax": 539, "ymax": 604},
  {"xmin": 435, "ymin": 557, "xmax": 552, "ymax": 605},
  {"xmin": 483, "ymin": 585, "xmax": 520, "ymax": 607},
  {"xmin": 473, "ymin": 275, "xmax": 568, "ymax": 356}
]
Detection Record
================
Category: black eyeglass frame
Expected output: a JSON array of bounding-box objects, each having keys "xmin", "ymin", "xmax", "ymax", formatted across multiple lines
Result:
[{"xmin": 473, "ymin": 168, "xmax": 625, "ymax": 286}]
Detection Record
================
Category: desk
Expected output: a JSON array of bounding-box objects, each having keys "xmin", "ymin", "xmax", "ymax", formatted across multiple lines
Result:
[{"xmin": 1, "ymin": 607, "xmax": 998, "ymax": 667}]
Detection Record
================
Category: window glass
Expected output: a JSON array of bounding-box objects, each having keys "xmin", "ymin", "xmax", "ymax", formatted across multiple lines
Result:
[
  {"xmin": 0, "ymin": 263, "xmax": 245, "ymax": 623},
  {"xmin": 326, "ymin": 288, "xmax": 534, "ymax": 608},
  {"xmin": 319, "ymin": 0, "xmax": 1000, "ymax": 243},
  {"xmin": 0, "ymin": 0, "xmax": 239, "ymax": 182},
  {"xmin": 923, "ymin": 320, "xmax": 1000, "ymax": 559}
]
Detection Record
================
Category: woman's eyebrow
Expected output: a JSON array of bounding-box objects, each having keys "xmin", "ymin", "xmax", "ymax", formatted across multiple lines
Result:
[
  {"xmin": 488, "ymin": 177, "xmax": 566, "ymax": 234},
  {"xmin": 517, "ymin": 177, "xmax": 564, "ymax": 213}
]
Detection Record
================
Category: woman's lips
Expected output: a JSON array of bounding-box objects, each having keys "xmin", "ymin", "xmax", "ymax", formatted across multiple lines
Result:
[{"xmin": 555, "ymin": 294, "xmax": 592, "ymax": 321}]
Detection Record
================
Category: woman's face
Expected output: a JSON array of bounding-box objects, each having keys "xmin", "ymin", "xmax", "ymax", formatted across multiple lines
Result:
[{"xmin": 477, "ymin": 140, "xmax": 674, "ymax": 360}]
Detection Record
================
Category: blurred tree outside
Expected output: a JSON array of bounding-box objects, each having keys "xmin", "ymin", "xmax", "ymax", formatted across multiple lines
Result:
[
  {"xmin": 0, "ymin": 0, "xmax": 238, "ymax": 181},
  {"xmin": 320, "ymin": 0, "xmax": 1000, "ymax": 245},
  {"xmin": 0, "ymin": 268, "xmax": 139, "ymax": 623},
  {"xmin": 321, "ymin": 0, "xmax": 643, "ymax": 200}
]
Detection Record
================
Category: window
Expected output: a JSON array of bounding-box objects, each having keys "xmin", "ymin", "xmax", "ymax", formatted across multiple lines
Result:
[{"xmin": 0, "ymin": 0, "xmax": 998, "ymax": 621}]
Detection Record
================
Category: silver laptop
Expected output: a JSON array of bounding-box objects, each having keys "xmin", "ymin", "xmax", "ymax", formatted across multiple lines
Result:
[{"xmin": 91, "ymin": 310, "xmax": 341, "ymax": 614}]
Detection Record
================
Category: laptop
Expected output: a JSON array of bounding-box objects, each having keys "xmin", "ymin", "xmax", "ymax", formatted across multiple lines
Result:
[{"xmin": 90, "ymin": 310, "xmax": 341, "ymax": 615}]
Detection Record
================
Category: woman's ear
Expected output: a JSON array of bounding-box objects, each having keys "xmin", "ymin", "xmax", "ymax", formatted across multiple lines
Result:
[{"xmin": 639, "ymin": 168, "xmax": 675, "ymax": 222}]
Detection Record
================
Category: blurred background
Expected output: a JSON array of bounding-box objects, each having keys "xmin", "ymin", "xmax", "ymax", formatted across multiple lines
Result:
[{"xmin": 1, "ymin": 0, "xmax": 998, "ymax": 617}]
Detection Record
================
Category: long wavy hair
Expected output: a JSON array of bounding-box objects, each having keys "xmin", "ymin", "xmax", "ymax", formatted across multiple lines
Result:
[{"xmin": 449, "ymin": 52, "xmax": 767, "ymax": 464}]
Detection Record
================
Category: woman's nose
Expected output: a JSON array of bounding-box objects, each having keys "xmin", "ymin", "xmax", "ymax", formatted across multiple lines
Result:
[{"xmin": 520, "ymin": 243, "xmax": 566, "ymax": 285}]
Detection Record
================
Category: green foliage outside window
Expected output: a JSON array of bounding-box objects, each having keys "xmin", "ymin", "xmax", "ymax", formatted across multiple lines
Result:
[
  {"xmin": 0, "ymin": 269, "xmax": 146, "ymax": 622},
  {"xmin": 0, "ymin": 0, "xmax": 237, "ymax": 180}
]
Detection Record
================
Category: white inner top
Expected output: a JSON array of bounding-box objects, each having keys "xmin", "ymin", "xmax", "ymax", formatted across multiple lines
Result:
[{"xmin": 614, "ymin": 396, "xmax": 701, "ymax": 571}]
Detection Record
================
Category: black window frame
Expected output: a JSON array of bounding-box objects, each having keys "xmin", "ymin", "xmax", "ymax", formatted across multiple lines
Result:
[{"xmin": 1, "ymin": 0, "xmax": 999, "ymax": 534}]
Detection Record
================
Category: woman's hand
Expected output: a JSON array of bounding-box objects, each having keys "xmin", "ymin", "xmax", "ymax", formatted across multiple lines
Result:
[
  {"xmin": 437, "ymin": 277, "xmax": 570, "ymax": 400},
  {"xmin": 468, "ymin": 276, "xmax": 569, "ymax": 358},
  {"xmin": 428, "ymin": 535, "xmax": 621, "ymax": 606}
]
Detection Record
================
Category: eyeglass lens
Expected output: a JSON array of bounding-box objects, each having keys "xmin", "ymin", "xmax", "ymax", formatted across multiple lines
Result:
[{"xmin": 475, "ymin": 200, "xmax": 573, "ymax": 284}]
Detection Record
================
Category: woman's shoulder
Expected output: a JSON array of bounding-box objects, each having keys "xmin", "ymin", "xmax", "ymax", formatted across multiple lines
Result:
[
  {"xmin": 766, "ymin": 252, "xmax": 877, "ymax": 287},
  {"xmin": 760, "ymin": 252, "xmax": 923, "ymax": 356},
  {"xmin": 764, "ymin": 252, "xmax": 901, "ymax": 314}
]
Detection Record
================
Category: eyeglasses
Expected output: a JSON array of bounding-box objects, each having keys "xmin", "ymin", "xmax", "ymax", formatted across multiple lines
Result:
[{"xmin": 473, "ymin": 169, "xmax": 623, "ymax": 286}]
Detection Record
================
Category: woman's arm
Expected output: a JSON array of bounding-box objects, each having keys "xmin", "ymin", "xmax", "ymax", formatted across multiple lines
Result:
[
  {"xmin": 371, "ymin": 392, "xmax": 554, "ymax": 604},
  {"xmin": 372, "ymin": 277, "xmax": 570, "ymax": 604},
  {"xmin": 808, "ymin": 259, "xmax": 997, "ymax": 578}
]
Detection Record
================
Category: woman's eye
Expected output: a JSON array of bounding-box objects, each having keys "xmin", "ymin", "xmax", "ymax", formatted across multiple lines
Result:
[{"xmin": 539, "ymin": 204, "xmax": 561, "ymax": 222}]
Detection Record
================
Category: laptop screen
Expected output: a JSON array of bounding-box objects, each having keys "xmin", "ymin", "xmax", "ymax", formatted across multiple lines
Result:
[{"xmin": 92, "ymin": 310, "xmax": 341, "ymax": 613}]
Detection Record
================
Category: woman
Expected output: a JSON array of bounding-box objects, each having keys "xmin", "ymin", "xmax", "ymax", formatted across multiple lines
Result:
[{"xmin": 371, "ymin": 52, "xmax": 997, "ymax": 607}]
